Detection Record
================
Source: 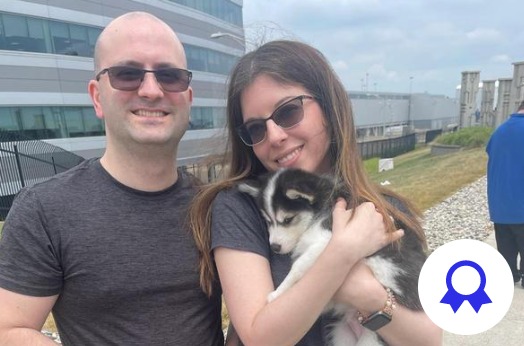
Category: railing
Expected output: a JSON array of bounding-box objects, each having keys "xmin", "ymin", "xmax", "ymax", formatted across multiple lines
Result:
[
  {"xmin": 182, "ymin": 134, "xmax": 419, "ymax": 184},
  {"xmin": 424, "ymin": 129, "xmax": 443, "ymax": 144},
  {"xmin": 0, "ymin": 129, "xmax": 85, "ymax": 220},
  {"xmin": 358, "ymin": 133, "xmax": 417, "ymax": 160},
  {"xmin": 1, "ymin": 131, "xmax": 419, "ymax": 219}
]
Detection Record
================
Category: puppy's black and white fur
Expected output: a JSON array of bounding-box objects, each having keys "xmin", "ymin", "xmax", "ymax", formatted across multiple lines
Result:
[{"xmin": 239, "ymin": 168, "xmax": 426, "ymax": 346}]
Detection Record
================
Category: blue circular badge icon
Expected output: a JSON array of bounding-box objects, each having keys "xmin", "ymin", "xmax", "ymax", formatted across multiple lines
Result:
[
  {"xmin": 440, "ymin": 260, "xmax": 492, "ymax": 313},
  {"xmin": 418, "ymin": 239, "xmax": 514, "ymax": 335}
]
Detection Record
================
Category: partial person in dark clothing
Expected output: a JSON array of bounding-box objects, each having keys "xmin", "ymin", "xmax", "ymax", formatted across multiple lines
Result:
[
  {"xmin": 0, "ymin": 12, "xmax": 224, "ymax": 345},
  {"xmin": 486, "ymin": 100, "xmax": 524, "ymax": 286}
]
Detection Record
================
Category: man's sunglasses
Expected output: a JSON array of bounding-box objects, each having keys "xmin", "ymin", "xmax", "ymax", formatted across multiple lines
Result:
[
  {"xmin": 236, "ymin": 95, "xmax": 314, "ymax": 146},
  {"xmin": 95, "ymin": 66, "xmax": 192, "ymax": 92}
]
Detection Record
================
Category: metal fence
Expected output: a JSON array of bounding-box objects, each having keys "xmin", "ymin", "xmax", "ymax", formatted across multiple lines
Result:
[
  {"xmin": 358, "ymin": 133, "xmax": 417, "ymax": 160},
  {"xmin": 182, "ymin": 133, "xmax": 419, "ymax": 184},
  {"xmin": 0, "ymin": 131, "xmax": 418, "ymax": 219},
  {"xmin": 0, "ymin": 130, "xmax": 85, "ymax": 220},
  {"xmin": 424, "ymin": 129, "xmax": 443, "ymax": 144}
]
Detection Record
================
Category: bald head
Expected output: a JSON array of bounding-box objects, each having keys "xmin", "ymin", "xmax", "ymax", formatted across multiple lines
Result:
[{"xmin": 94, "ymin": 12, "xmax": 186, "ymax": 72}]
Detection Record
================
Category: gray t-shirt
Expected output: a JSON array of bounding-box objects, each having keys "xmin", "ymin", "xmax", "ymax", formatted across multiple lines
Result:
[
  {"xmin": 211, "ymin": 187, "xmax": 335, "ymax": 345},
  {"xmin": 0, "ymin": 158, "xmax": 224, "ymax": 346}
]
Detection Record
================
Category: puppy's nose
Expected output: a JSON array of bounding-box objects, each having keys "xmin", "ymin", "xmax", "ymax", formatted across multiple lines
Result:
[{"xmin": 270, "ymin": 243, "xmax": 282, "ymax": 253}]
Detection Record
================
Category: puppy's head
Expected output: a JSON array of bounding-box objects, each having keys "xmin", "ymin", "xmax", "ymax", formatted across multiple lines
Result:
[{"xmin": 238, "ymin": 169, "xmax": 338, "ymax": 254}]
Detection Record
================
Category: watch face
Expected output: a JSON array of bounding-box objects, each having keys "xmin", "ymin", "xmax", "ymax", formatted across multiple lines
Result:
[{"xmin": 362, "ymin": 311, "xmax": 392, "ymax": 331}]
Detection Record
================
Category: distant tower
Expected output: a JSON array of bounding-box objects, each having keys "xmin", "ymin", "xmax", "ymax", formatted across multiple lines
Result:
[
  {"xmin": 509, "ymin": 61, "xmax": 524, "ymax": 112},
  {"xmin": 494, "ymin": 78, "xmax": 513, "ymax": 127},
  {"xmin": 480, "ymin": 80, "xmax": 496, "ymax": 126},
  {"xmin": 459, "ymin": 71, "xmax": 480, "ymax": 128}
]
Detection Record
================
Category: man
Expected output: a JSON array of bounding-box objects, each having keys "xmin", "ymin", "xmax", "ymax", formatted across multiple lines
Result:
[
  {"xmin": 486, "ymin": 100, "xmax": 524, "ymax": 287},
  {"xmin": 0, "ymin": 12, "xmax": 224, "ymax": 345}
]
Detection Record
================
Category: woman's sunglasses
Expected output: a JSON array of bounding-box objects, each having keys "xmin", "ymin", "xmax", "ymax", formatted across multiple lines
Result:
[
  {"xmin": 236, "ymin": 95, "xmax": 314, "ymax": 146},
  {"xmin": 95, "ymin": 66, "xmax": 192, "ymax": 92}
]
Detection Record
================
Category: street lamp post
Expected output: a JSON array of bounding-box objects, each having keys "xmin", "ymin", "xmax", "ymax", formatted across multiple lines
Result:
[
  {"xmin": 210, "ymin": 32, "xmax": 246, "ymax": 51},
  {"xmin": 408, "ymin": 76, "xmax": 414, "ymax": 130}
]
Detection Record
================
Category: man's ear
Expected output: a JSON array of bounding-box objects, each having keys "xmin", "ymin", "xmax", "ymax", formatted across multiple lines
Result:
[
  {"xmin": 88, "ymin": 79, "xmax": 104, "ymax": 120},
  {"xmin": 238, "ymin": 180, "xmax": 261, "ymax": 198},
  {"xmin": 285, "ymin": 189, "xmax": 315, "ymax": 204}
]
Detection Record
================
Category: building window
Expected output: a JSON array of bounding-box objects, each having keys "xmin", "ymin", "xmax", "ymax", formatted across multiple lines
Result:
[
  {"xmin": 185, "ymin": 44, "xmax": 237, "ymax": 75},
  {"xmin": 0, "ymin": 108, "xmax": 19, "ymax": 130},
  {"xmin": 190, "ymin": 106, "xmax": 226, "ymax": 129},
  {"xmin": 0, "ymin": 12, "xmax": 238, "ymax": 76},
  {"xmin": 3, "ymin": 13, "xmax": 29, "ymax": 52},
  {"xmin": 0, "ymin": 106, "xmax": 105, "ymax": 140},
  {"xmin": 0, "ymin": 12, "xmax": 100, "ymax": 57},
  {"xmin": 167, "ymin": 0, "xmax": 242, "ymax": 26},
  {"xmin": 27, "ymin": 17, "xmax": 46, "ymax": 53},
  {"xmin": 1, "ymin": 105, "xmax": 227, "ymax": 140}
]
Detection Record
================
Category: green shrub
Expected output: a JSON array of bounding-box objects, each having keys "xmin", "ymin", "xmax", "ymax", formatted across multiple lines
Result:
[{"xmin": 434, "ymin": 126, "xmax": 493, "ymax": 148}]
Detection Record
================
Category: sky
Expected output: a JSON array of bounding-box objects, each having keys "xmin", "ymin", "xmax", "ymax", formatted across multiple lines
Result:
[{"xmin": 242, "ymin": 0, "xmax": 524, "ymax": 98}]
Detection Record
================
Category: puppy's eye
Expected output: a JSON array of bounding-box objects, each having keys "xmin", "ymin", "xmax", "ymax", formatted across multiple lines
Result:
[{"xmin": 282, "ymin": 216, "xmax": 295, "ymax": 225}]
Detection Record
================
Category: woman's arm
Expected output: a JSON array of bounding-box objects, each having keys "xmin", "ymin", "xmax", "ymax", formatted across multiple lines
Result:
[
  {"xmin": 216, "ymin": 200, "xmax": 403, "ymax": 346},
  {"xmin": 334, "ymin": 261, "xmax": 442, "ymax": 346},
  {"xmin": 379, "ymin": 305, "xmax": 442, "ymax": 346}
]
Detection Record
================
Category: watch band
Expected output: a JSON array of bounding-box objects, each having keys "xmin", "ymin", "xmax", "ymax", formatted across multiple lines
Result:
[{"xmin": 357, "ymin": 287, "xmax": 397, "ymax": 331}]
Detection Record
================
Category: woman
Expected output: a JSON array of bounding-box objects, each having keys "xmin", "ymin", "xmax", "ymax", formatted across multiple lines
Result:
[{"xmin": 190, "ymin": 40, "xmax": 442, "ymax": 345}]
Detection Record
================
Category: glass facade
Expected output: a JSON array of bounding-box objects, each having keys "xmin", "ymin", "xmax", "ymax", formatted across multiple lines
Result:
[
  {"xmin": 0, "ymin": 12, "xmax": 100, "ymax": 56},
  {"xmin": 0, "ymin": 12, "xmax": 239, "ymax": 75},
  {"xmin": 0, "ymin": 9, "xmax": 236, "ymax": 141},
  {"xmin": 168, "ymin": 0, "xmax": 242, "ymax": 26},
  {"xmin": 0, "ymin": 106, "xmax": 224, "ymax": 139},
  {"xmin": 189, "ymin": 106, "xmax": 226, "ymax": 129},
  {"xmin": 0, "ymin": 106, "xmax": 104, "ymax": 139},
  {"xmin": 185, "ymin": 43, "xmax": 237, "ymax": 75}
]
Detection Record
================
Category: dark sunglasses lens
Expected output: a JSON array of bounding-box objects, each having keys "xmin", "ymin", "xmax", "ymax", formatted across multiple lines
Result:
[
  {"xmin": 107, "ymin": 67, "xmax": 190, "ymax": 92},
  {"xmin": 109, "ymin": 67, "xmax": 143, "ymax": 90},
  {"xmin": 155, "ymin": 69, "xmax": 190, "ymax": 92},
  {"xmin": 274, "ymin": 99, "xmax": 304, "ymax": 128},
  {"xmin": 245, "ymin": 121, "xmax": 266, "ymax": 145}
]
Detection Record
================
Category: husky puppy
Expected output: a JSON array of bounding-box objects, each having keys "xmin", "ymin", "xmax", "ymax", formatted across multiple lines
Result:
[{"xmin": 239, "ymin": 168, "xmax": 426, "ymax": 346}]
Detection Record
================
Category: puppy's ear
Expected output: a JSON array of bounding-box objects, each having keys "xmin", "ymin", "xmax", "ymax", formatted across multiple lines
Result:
[
  {"xmin": 238, "ymin": 181, "xmax": 261, "ymax": 198},
  {"xmin": 285, "ymin": 188, "xmax": 315, "ymax": 204}
]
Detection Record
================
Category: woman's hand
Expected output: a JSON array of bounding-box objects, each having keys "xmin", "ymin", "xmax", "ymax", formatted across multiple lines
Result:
[
  {"xmin": 333, "ymin": 260, "xmax": 387, "ymax": 312},
  {"xmin": 331, "ymin": 199, "xmax": 404, "ymax": 262}
]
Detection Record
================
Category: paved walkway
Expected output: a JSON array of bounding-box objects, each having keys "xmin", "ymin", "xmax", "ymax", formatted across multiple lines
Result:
[{"xmin": 442, "ymin": 232, "xmax": 524, "ymax": 345}]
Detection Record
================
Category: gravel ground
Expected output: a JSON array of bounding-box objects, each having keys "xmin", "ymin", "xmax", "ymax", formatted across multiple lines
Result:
[
  {"xmin": 423, "ymin": 175, "xmax": 493, "ymax": 251},
  {"xmin": 41, "ymin": 175, "xmax": 493, "ymax": 344}
]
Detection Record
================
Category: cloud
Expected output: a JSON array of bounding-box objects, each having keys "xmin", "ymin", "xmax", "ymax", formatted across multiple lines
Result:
[
  {"xmin": 465, "ymin": 28, "xmax": 502, "ymax": 42},
  {"xmin": 368, "ymin": 64, "xmax": 398, "ymax": 81},
  {"xmin": 332, "ymin": 60, "xmax": 349, "ymax": 71},
  {"xmin": 243, "ymin": 0, "xmax": 524, "ymax": 97},
  {"xmin": 490, "ymin": 55, "xmax": 510, "ymax": 63}
]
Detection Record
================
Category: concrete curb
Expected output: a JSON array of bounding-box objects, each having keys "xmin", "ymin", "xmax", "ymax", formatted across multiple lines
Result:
[{"xmin": 442, "ymin": 232, "xmax": 524, "ymax": 345}]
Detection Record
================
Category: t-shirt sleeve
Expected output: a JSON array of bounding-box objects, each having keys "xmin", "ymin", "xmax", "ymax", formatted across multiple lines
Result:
[
  {"xmin": 0, "ymin": 188, "xmax": 62, "ymax": 296},
  {"xmin": 211, "ymin": 188, "xmax": 270, "ymax": 259}
]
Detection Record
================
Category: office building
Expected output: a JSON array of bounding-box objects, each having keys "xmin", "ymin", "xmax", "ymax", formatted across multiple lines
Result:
[{"xmin": 0, "ymin": 0, "xmax": 244, "ymax": 164}]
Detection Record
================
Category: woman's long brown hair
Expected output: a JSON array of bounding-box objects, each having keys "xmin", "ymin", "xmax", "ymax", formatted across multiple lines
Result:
[{"xmin": 189, "ymin": 40, "xmax": 427, "ymax": 297}]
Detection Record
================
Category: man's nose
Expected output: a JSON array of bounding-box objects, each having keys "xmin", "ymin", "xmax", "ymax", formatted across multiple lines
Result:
[{"xmin": 137, "ymin": 72, "xmax": 164, "ymax": 99}]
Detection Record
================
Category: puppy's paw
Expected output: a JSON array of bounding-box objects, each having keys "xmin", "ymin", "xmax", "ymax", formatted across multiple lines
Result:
[{"xmin": 267, "ymin": 290, "xmax": 280, "ymax": 302}]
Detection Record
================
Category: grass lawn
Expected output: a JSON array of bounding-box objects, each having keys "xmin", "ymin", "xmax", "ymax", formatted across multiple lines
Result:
[
  {"xmin": 365, "ymin": 146, "xmax": 487, "ymax": 211},
  {"xmin": 5, "ymin": 146, "xmax": 489, "ymax": 333}
]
